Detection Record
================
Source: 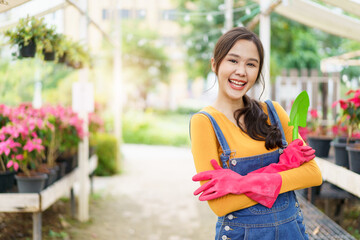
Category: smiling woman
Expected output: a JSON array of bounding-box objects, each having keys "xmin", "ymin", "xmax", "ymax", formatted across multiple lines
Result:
[{"xmin": 189, "ymin": 27, "xmax": 322, "ymax": 240}]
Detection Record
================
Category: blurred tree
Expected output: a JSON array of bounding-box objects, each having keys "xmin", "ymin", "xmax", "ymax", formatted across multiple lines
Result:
[
  {"xmin": 121, "ymin": 22, "xmax": 170, "ymax": 110},
  {"xmin": 175, "ymin": 1, "xmax": 359, "ymax": 84},
  {"xmin": 0, "ymin": 59, "xmax": 73, "ymax": 106},
  {"xmin": 176, "ymin": 0, "xmax": 258, "ymax": 80}
]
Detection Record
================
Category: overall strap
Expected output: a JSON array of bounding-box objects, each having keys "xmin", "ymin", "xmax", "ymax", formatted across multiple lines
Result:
[
  {"xmin": 265, "ymin": 100, "xmax": 288, "ymax": 147},
  {"xmin": 198, "ymin": 111, "xmax": 232, "ymax": 168}
]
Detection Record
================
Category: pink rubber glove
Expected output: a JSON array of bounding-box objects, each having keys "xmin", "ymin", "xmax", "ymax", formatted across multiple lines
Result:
[
  {"xmin": 252, "ymin": 139, "xmax": 315, "ymax": 174},
  {"xmin": 193, "ymin": 160, "xmax": 282, "ymax": 207}
]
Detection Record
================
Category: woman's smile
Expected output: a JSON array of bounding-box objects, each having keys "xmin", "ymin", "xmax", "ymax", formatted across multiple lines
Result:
[{"xmin": 228, "ymin": 78, "xmax": 247, "ymax": 90}]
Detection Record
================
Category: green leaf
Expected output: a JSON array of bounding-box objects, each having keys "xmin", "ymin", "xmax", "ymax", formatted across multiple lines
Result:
[{"xmin": 288, "ymin": 91, "xmax": 310, "ymax": 140}]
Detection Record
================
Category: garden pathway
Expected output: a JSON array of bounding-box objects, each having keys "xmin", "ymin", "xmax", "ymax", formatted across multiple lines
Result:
[{"xmin": 69, "ymin": 144, "xmax": 216, "ymax": 240}]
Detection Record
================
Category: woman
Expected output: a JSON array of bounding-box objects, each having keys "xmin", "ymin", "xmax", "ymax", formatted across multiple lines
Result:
[{"xmin": 190, "ymin": 27, "xmax": 322, "ymax": 240}]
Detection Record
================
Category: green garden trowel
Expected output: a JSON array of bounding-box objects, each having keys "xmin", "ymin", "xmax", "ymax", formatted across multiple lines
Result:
[{"xmin": 288, "ymin": 91, "xmax": 310, "ymax": 140}]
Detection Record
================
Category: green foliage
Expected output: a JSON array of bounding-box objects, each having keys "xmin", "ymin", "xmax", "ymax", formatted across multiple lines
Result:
[
  {"xmin": 92, "ymin": 133, "xmax": 119, "ymax": 176},
  {"xmin": 0, "ymin": 59, "xmax": 74, "ymax": 106},
  {"xmin": 4, "ymin": 16, "xmax": 90, "ymax": 67},
  {"xmin": 176, "ymin": 1, "xmax": 359, "ymax": 82},
  {"xmin": 5, "ymin": 16, "xmax": 47, "ymax": 47},
  {"xmin": 121, "ymin": 21, "xmax": 170, "ymax": 109},
  {"xmin": 48, "ymin": 230, "xmax": 69, "ymax": 239},
  {"xmin": 122, "ymin": 110, "xmax": 191, "ymax": 147},
  {"xmin": 176, "ymin": 0, "xmax": 258, "ymax": 80}
]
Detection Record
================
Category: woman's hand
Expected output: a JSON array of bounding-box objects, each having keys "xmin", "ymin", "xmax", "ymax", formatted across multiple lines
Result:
[
  {"xmin": 192, "ymin": 160, "xmax": 282, "ymax": 207},
  {"xmin": 252, "ymin": 139, "xmax": 315, "ymax": 174}
]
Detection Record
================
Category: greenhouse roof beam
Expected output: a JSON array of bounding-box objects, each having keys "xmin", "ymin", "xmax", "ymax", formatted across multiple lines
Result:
[
  {"xmin": 0, "ymin": 0, "xmax": 31, "ymax": 13},
  {"xmin": 320, "ymin": 0, "xmax": 360, "ymax": 17}
]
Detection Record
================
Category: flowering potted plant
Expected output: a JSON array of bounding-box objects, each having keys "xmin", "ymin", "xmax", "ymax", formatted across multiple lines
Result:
[
  {"xmin": 305, "ymin": 109, "xmax": 333, "ymax": 158},
  {"xmin": 332, "ymin": 89, "xmax": 360, "ymax": 171},
  {"xmin": 0, "ymin": 119, "xmax": 47, "ymax": 193},
  {"xmin": 43, "ymin": 105, "xmax": 84, "ymax": 176},
  {"xmin": 0, "ymin": 104, "xmax": 15, "ymax": 192}
]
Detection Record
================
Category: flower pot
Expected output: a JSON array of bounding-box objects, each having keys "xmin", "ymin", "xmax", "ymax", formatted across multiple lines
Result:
[
  {"xmin": 307, "ymin": 136, "xmax": 333, "ymax": 158},
  {"xmin": 19, "ymin": 40, "xmax": 36, "ymax": 58},
  {"xmin": 43, "ymin": 50, "xmax": 55, "ymax": 61},
  {"xmin": 331, "ymin": 140, "xmax": 350, "ymax": 168},
  {"xmin": 0, "ymin": 171, "xmax": 15, "ymax": 193},
  {"xmin": 15, "ymin": 173, "xmax": 48, "ymax": 193},
  {"xmin": 44, "ymin": 167, "xmax": 58, "ymax": 188},
  {"xmin": 347, "ymin": 144, "xmax": 360, "ymax": 174},
  {"xmin": 56, "ymin": 161, "xmax": 67, "ymax": 180},
  {"xmin": 58, "ymin": 53, "xmax": 67, "ymax": 63}
]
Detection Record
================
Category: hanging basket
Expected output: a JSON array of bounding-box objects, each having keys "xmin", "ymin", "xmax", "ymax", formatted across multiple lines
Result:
[
  {"xmin": 58, "ymin": 53, "xmax": 67, "ymax": 63},
  {"xmin": 19, "ymin": 39, "xmax": 36, "ymax": 58},
  {"xmin": 43, "ymin": 50, "xmax": 55, "ymax": 61}
]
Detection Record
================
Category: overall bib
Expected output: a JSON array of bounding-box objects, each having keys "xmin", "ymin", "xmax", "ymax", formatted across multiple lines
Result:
[{"xmin": 199, "ymin": 100, "xmax": 309, "ymax": 240}]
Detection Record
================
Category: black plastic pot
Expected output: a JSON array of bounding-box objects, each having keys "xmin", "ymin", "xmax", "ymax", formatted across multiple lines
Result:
[
  {"xmin": 331, "ymin": 140, "xmax": 350, "ymax": 168},
  {"xmin": 0, "ymin": 171, "xmax": 15, "ymax": 193},
  {"xmin": 347, "ymin": 145, "xmax": 360, "ymax": 174},
  {"xmin": 43, "ymin": 50, "xmax": 55, "ymax": 61},
  {"xmin": 58, "ymin": 53, "xmax": 67, "ymax": 63},
  {"xmin": 19, "ymin": 39, "xmax": 36, "ymax": 58},
  {"xmin": 307, "ymin": 136, "xmax": 333, "ymax": 158}
]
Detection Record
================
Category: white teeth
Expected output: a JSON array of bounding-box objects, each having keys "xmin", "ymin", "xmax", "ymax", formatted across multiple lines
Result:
[{"xmin": 229, "ymin": 79, "xmax": 246, "ymax": 86}]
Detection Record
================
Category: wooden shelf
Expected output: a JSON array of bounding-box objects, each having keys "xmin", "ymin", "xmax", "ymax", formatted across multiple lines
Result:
[
  {"xmin": 315, "ymin": 157, "xmax": 360, "ymax": 198},
  {"xmin": 0, "ymin": 155, "xmax": 97, "ymax": 211}
]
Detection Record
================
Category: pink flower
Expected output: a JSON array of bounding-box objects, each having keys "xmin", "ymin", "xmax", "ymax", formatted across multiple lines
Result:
[
  {"xmin": 23, "ymin": 138, "xmax": 43, "ymax": 152},
  {"xmin": 346, "ymin": 89, "xmax": 355, "ymax": 95},
  {"xmin": 310, "ymin": 109, "xmax": 318, "ymax": 119},
  {"xmin": 339, "ymin": 100, "xmax": 348, "ymax": 110},
  {"xmin": 0, "ymin": 141, "xmax": 10, "ymax": 155},
  {"xmin": 6, "ymin": 160, "xmax": 19, "ymax": 171}
]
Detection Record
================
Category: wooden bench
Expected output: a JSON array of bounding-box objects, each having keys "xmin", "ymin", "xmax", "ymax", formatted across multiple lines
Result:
[
  {"xmin": 298, "ymin": 194, "xmax": 356, "ymax": 239},
  {"xmin": 294, "ymin": 156, "xmax": 360, "ymax": 240},
  {"xmin": 0, "ymin": 154, "xmax": 97, "ymax": 240}
]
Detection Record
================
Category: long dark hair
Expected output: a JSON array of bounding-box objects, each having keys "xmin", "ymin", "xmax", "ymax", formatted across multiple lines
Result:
[{"xmin": 212, "ymin": 27, "xmax": 283, "ymax": 150}]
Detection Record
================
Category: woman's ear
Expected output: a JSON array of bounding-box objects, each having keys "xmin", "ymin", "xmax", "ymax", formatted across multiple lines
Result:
[{"xmin": 211, "ymin": 58, "xmax": 216, "ymax": 73}]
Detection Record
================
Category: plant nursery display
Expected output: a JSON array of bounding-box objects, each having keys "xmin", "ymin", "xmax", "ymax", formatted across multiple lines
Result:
[
  {"xmin": 332, "ymin": 89, "xmax": 360, "ymax": 171},
  {"xmin": 0, "ymin": 103, "xmax": 87, "ymax": 193}
]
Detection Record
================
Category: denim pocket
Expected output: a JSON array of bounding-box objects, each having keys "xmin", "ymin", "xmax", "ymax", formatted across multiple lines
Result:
[
  {"xmin": 217, "ymin": 224, "xmax": 246, "ymax": 240},
  {"xmin": 248, "ymin": 192, "xmax": 290, "ymax": 214}
]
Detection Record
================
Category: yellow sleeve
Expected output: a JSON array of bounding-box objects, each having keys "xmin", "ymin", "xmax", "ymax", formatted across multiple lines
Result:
[
  {"xmin": 190, "ymin": 113, "xmax": 258, "ymax": 216},
  {"xmin": 273, "ymin": 101, "xmax": 323, "ymax": 193}
]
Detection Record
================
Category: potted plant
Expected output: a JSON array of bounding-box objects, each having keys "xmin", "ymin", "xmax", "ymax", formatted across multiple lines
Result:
[
  {"xmin": 0, "ymin": 122, "xmax": 47, "ymax": 193},
  {"xmin": 306, "ymin": 109, "xmax": 333, "ymax": 158},
  {"xmin": 4, "ymin": 16, "xmax": 48, "ymax": 58},
  {"xmin": 342, "ymin": 89, "xmax": 360, "ymax": 174},
  {"xmin": 41, "ymin": 28, "xmax": 65, "ymax": 61},
  {"xmin": 332, "ymin": 89, "xmax": 360, "ymax": 170},
  {"xmin": 0, "ymin": 104, "xmax": 15, "ymax": 192},
  {"xmin": 64, "ymin": 40, "xmax": 91, "ymax": 69},
  {"xmin": 43, "ymin": 105, "xmax": 84, "ymax": 175}
]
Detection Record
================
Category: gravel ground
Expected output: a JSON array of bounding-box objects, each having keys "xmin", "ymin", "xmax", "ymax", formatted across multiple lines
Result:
[{"xmin": 69, "ymin": 144, "xmax": 217, "ymax": 240}]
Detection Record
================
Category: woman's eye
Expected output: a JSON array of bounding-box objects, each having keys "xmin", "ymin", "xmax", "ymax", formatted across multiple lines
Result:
[
  {"xmin": 229, "ymin": 59, "xmax": 237, "ymax": 63},
  {"xmin": 247, "ymin": 63, "xmax": 256, "ymax": 67}
]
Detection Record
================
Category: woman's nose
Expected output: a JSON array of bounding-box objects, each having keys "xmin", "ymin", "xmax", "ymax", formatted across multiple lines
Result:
[{"xmin": 235, "ymin": 63, "xmax": 246, "ymax": 76}]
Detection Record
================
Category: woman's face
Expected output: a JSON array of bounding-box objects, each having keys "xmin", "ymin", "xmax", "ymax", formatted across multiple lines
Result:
[{"xmin": 212, "ymin": 39, "xmax": 260, "ymax": 103}]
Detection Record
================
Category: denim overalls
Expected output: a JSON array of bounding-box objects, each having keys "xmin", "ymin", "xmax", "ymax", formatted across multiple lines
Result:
[{"xmin": 199, "ymin": 100, "xmax": 308, "ymax": 240}]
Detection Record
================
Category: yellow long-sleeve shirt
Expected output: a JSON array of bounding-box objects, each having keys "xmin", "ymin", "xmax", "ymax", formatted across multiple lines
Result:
[{"xmin": 190, "ymin": 101, "xmax": 322, "ymax": 217}]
